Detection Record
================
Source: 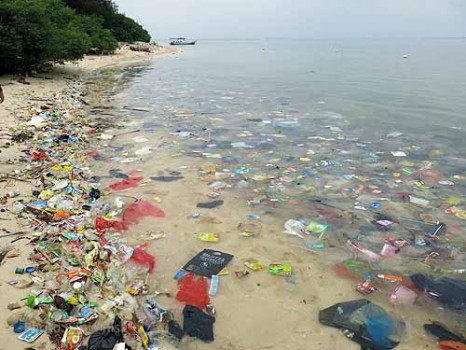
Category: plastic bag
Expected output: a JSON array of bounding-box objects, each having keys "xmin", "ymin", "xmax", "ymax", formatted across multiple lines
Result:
[
  {"xmin": 127, "ymin": 243, "xmax": 156, "ymax": 273},
  {"xmin": 411, "ymin": 274, "xmax": 466, "ymax": 309},
  {"xmin": 109, "ymin": 177, "xmax": 143, "ymax": 191},
  {"xmin": 87, "ymin": 316, "xmax": 123, "ymax": 350},
  {"xmin": 95, "ymin": 217, "xmax": 125, "ymax": 234},
  {"xmin": 183, "ymin": 305, "xmax": 215, "ymax": 342},
  {"xmin": 122, "ymin": 200, "xmax": 165, "ymax": 227},
  {"xmin": 176, "ymin": 273, "xmax": 210, "ymax": 309},
  {"xmin": 95, "ymin": 201, "xmax": 165, "ymax": 233},
  {"xmin": 319, "ymin": 299, "xmax": 405, "ymax": 350}
]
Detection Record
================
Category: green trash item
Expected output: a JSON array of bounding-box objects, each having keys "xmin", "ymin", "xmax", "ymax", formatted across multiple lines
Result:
[
  {"xmin": 26, "ymin": 295, "xmax": 53, "ymax": 308},
  {"xmin": 67, "ymin": 257, "xmax": 80, "ymax": 266},
  {"xmin": 268, "ymin": 263, "xmax": 292, "ymax": 277},
  {"xmin": 342, "ymin": 259, "xmax": 369, "ymax": 273},
  {"xmin": 307, "ymin": 221, "xmax": 329, "ymax": 234}
]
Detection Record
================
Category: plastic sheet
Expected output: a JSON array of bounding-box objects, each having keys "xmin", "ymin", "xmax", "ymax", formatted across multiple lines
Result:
[
  {"xmin": 109, "ymin": 176, "xmax": 143, "ymax": 190},
  {"xmin": 122, "ymin": 200, "xmax": 165, "ymax": 226},
  {"xmin": 319, "ymin": 299, "xmax": 405, "ymax": 350},
  {"xmin": 176, "ymin": 273, "xmax": 210, "ymax": 309},
  {"xmin": 410, "ymin": 274, "xmax": 466, "ymax": 310}
]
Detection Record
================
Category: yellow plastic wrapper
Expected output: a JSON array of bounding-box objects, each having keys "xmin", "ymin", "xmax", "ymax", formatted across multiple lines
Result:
[
  {"xmin": 196, "ymin": 232, "xmax": 220, "ymax": 242},
  {"xmin": 244, "ymin": 258, "xmax": 265, "ymax": 271}
]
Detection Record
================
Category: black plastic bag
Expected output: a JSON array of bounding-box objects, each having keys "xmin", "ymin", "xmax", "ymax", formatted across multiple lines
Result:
[
  {"xmin": 183, "ymin": 305, "xmax": 215, "ymax": 342},
  {"xmin": 411, "ymin": 274, "xmax": 466, "ymax": 310},
  {"xmin": 87, "ymin": 316, "xmax": 123, "ymax": 350},
  {"xmin": 319, "ymin": 299, "xmax": 405, "ymax": 350},
  {"xmin": 168, "ymin": 319, "xmax": 184, "ymax": 340}
]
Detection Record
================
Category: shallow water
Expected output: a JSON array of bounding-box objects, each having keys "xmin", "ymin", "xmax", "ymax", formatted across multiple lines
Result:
[{"xmin": 100, "ymin": 39, "xmax": 466, "ymax": 348}]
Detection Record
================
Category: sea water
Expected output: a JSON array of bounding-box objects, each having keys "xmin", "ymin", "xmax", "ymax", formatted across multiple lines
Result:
[{"xmin": 108, "ymin": 38, "xmax": 466, "ymax": 348}]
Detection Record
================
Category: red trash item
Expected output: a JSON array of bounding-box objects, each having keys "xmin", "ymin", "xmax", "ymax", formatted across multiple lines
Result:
[
  {"xmin": 122, "ymin": 200, "xmax": 165, "ymax": 227},
  {"xmin": 439, "ymin": 340, "xmax": 466, "ymax": 350},
  {"xmin": 32, "ymin": 151, "xmax": 48, "ymax": 161},
  {"xmin": 95, "ymin": 217, "xmax": 125, "ymax": 234},
  {"xmin": 176, "ymin": 273, "xmax": 210, "ymax": 309},
  {"xmin": 109, "ymin": 177, "xmax": 143, "ymax": 191},
  {"xmin": 95, "ymin": 201, "xmax": 165, "ymax": 234},
  {"xmin": 87, "ymin": 150, "xmax": 100, "ymax": 158},
  {"xmin": 128, "ymin": 243, "xmax": 156, "ymax": 273}
]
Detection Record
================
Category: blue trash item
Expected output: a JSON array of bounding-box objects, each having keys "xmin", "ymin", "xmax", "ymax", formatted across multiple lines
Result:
[
  {"xmin": 365, "ymin": 315, "xmax": 394, "ymax": 348},
  {"xmin": 319, "ymin": 299, "xmax": 405, "ymax": 350},
  {"xmin": 13, "ymin": 321, "xmax": 25, "ymax": 333},
  {"xmin": 272, "ymin": 120, "xmax": 299, "ymax": 128}
]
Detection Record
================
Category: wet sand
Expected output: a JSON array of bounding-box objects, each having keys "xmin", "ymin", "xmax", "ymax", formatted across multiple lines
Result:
[
  {"xmin": 0, "ymin": 45, "xmax": 456, "ymax": 350},
  {"xmin": 89, "ymin": 107, "xmax": 450, "ymax": 349}
]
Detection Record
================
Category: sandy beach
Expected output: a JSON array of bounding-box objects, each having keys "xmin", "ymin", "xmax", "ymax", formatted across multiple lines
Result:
[
  {"xmin": 0, "ymin": 45, "xmax": 177, "ymax": 349},
  {"xmin": 0, "ymin": 44, "xmax": 459, "ymax": 350}
]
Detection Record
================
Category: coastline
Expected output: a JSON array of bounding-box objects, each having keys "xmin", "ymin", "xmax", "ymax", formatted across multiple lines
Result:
[
  {"xmin": 0, "ymin": 45, "xmax": 176, "ymax": 350},
  {"xmin": 0, "ymin": 42, "xmax": 458, "ymax": 350}
]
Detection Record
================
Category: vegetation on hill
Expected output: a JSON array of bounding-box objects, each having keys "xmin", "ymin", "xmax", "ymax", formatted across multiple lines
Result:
[
  {"xmin": 0, "ymin": 0, "xmax": 151, "ymax": 74},
  {"xmin": 65, "ymin": 0, "xmax": 151, "ymax": 43}
]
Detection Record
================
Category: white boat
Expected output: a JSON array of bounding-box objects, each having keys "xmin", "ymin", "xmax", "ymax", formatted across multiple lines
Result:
[{"xmin": 169, "ymin": 37, "xmax": 197, "ymax": 46}]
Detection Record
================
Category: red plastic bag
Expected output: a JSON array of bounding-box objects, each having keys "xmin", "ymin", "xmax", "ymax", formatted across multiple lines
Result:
[
  {"xmin": 95, "ymin": 217, "xmax": 125, "ymax": 234},
  {"xmin": 109, "ymin": 177, "xmax": 143, "ymax": 191},
  {"xmin": 128, "ymin": 243, "xmax": 156, "ymax": 273},
  {"xmin": 95, "ymin": 201, "xmax": 165, "ymax": 234},
  {"xmin": 176, "ymin": 273, "xmax": 210, "ymax": 309},
  {"xmin": 122, "ymin": 200, "xmax": 165, "ymax": 226}
]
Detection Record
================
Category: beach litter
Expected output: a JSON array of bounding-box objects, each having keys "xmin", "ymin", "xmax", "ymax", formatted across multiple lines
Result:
[
  {"xmin": 319, "ymin": 299, "xmax": 405, "ymax": 350},
  {"xmin": 0, "ymin": 86, "xmax": 205, "ymax": 349},
  {"xmin": 2, "ymin": 47, "xmax": 466, "ymax": 350}
]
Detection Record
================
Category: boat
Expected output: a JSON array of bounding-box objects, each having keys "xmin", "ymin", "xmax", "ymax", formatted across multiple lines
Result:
[{"xmin": 169, "ymin": 37, "xmax": 197, "ymax": 46}]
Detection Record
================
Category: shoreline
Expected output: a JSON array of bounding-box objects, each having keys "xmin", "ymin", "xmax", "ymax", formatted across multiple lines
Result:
[
  {"xmin": 0, "ymin": 43, "xmax": 459, "ymax": 350},
  {"xmin": 0, "ymin": 45, "xmax": 176, "ymax": 350}
]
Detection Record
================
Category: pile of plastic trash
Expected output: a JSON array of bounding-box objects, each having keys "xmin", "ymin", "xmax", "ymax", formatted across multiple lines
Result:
[{"xmin": 2, "ymin": 85, "xmax": 228, "ymax": 349}]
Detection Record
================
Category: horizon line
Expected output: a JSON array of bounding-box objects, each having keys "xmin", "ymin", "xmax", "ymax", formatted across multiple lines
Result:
[{"xmin": 155, "ymin": 36, "xmax": 466, "ymax": 41}]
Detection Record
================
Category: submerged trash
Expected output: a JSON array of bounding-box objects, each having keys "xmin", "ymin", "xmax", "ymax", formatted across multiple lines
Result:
[
  {"xmin": 196, "ymin": 200, "xmax": 224, "ymax": 209},
  {"xmin": 424, "ymin": 322, "xmax": 466, "ymax": 347},
  {"xmin": 109, "ymin": 176, "xmax": 143, "ymax": 190},
  {"xmin": 410, "ymin": 274, "xmax": 466, "ymax": 310},
  {"xmin": 150, "ymin": 176, "xmax": 184, "ymax": 182},
  {"xmin": 319, "ymin": 299, "xmax": 405, "ymax": 350}
]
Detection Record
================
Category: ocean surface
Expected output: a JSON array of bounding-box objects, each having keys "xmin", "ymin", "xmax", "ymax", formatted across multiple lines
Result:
[
  {"xmin": 108, "ymin": 39, "xmax": 466, "ymax": 347},
  {"xmin": 122, "ymin": 38, "xmax": 466, "ymax": 147}
]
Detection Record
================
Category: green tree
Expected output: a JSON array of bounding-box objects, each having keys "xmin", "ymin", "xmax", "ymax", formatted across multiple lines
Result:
[
  {"xmin": 64, "ymin": 0, "xmax": 151, "ymax": 42},
  {"xmin": 74, "ymin": 16, "xmax": 118, "ymax": 53},
  {"xmin": 0, "ymin": 0, "xmax": 91, "ymax": 73},
  {"xmin": 106, "ymin": 13, "xmax": 151, "ymax": 43}
]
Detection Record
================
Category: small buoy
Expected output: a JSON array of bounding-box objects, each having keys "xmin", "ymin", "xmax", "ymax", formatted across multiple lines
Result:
[{"xmin": 403, "ymin": 54, "xmax": 408, "ymax": 59}]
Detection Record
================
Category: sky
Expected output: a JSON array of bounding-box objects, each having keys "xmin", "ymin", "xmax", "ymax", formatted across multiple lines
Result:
[{"xmin": 114, "ymin": 0, "xmax": 466, "ymax": 40}]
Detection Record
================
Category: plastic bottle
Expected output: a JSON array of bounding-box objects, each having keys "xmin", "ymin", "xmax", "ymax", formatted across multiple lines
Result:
[{"xmin": 209, "ymin": 275, "xmax": 219, "ymax": 296}]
